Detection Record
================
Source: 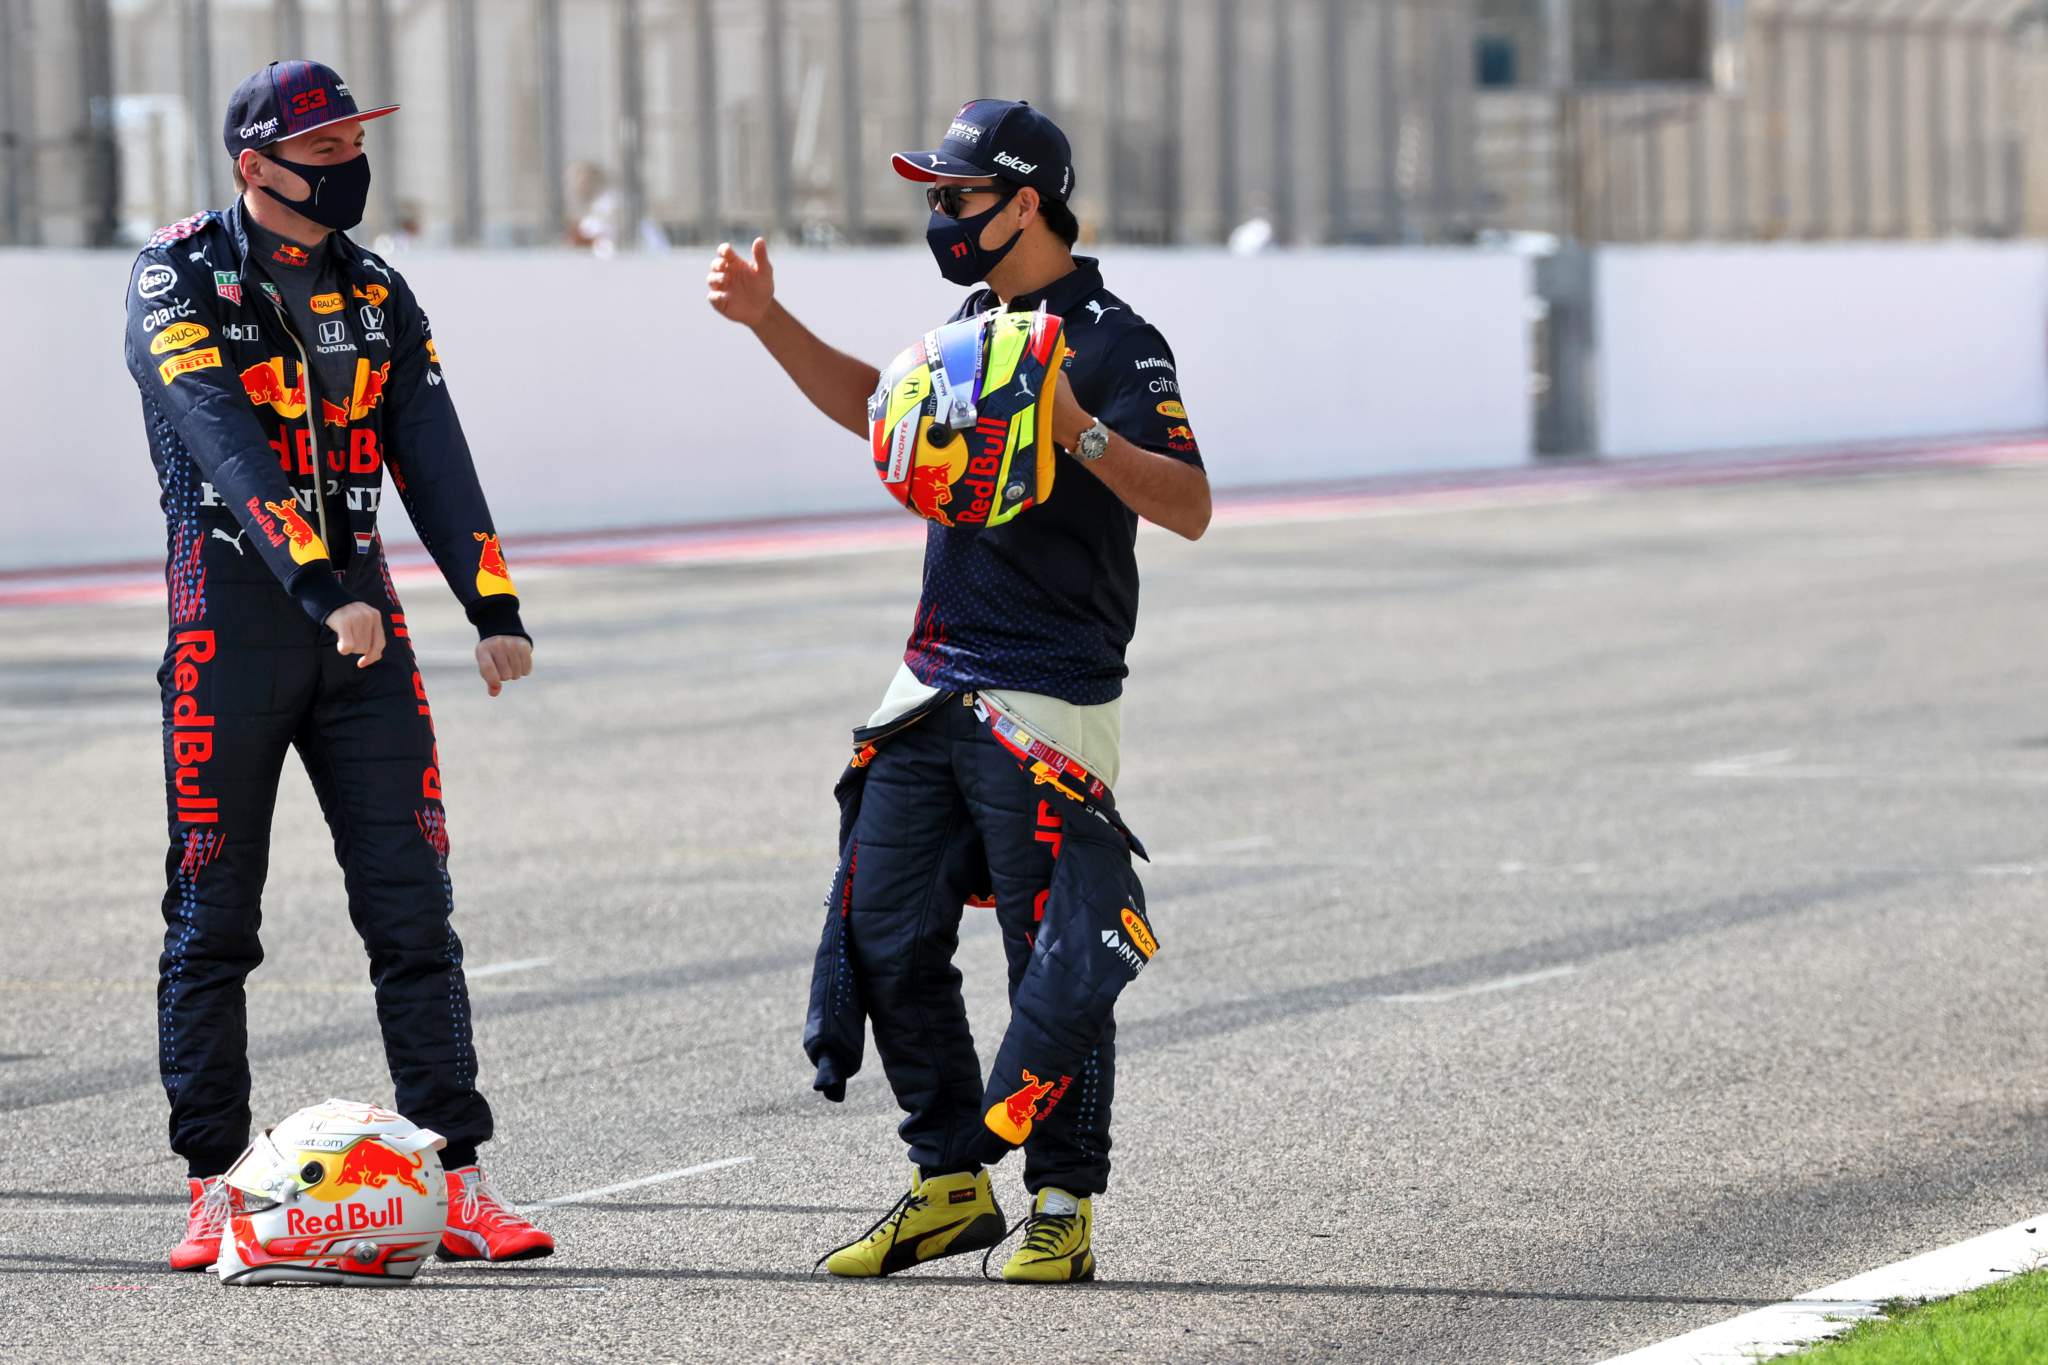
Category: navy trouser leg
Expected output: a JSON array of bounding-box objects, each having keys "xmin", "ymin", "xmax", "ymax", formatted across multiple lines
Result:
[
  {"xmin": 953, "ymin": 716, "xmax": 1122, "ymax": 1197},
  {"xmin": 842, "ymin": 714, "xmax": 988, "ymax": 1174},
  {"xmin": 157, "ymin": 567, "xmax": 309, "ymax": 1176},
  {"xmin": 297, "ymin": 568, "xmax": 492, "ymax": 1158}
]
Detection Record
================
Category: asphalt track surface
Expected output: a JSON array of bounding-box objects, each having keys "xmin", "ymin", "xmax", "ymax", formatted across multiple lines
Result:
[{"xmin": 5, "ymin": 460, "xmax": 2048, "ymax": 1362}]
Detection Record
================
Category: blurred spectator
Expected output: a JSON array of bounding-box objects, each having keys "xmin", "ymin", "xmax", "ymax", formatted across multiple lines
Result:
[
  {"xmin": 567, "ymin": 161, "xmax": 622, "ymax": 257},
  {"xmin": 371, "ymin": 201, "xmax": 424, "ymax": 255},
  {"xmin": 1228, "ymin": 216, "xmax": 1275, "ymax": 255}
]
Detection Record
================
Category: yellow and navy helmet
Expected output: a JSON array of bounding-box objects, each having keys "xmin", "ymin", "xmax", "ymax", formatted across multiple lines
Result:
[{"xmin": 868, "ymin": 305, "xmax": 1069, "ymax": 529}]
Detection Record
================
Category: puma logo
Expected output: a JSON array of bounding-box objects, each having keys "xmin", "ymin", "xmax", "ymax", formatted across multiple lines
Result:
[
  {"xmin": 210, "ymin": 527, "xmax": 248, "ymax": 556},
  {"xmin": 1084, "ymin": 301, "xmax": 1120, "ymax": 323}
]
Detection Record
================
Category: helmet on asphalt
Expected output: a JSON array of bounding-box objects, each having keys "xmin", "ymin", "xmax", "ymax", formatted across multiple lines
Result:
[
  {"xmin": 215, "ymin": 1098, "xmax": 448, "ymax": 1286},
  {"xmin": 868, "ymin": 304, "xmax": 1069, "ymax": 529}
]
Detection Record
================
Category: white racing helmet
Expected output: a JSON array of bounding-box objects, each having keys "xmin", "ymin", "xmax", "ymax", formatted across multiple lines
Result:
[{"xmin": 215, "ymin": 1098, "xmax": 448, "ymax": 1287}]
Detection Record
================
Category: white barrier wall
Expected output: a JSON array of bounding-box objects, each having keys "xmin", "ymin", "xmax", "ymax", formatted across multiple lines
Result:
[
  {"xmin": 0, "ymin": 247, "xmax": 1531, "ymax": 568},
  {"xmin": 1596, "ymin": 243, "xmax": 2048, "ymax": 458}
]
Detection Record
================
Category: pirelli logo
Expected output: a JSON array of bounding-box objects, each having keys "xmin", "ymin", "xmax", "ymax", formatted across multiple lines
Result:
[{"xmin": 159, "ymin": 347, "xmax": 224, "ymax": 385}]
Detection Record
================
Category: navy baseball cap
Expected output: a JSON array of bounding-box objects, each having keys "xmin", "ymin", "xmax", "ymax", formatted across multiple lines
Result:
[
  {"xmin": 223, "ymin": 60, "xmax": 398, "ymax": 155},
  {"xmin": 891, "ymin": 99, "xmax": 1074, "ymax": 203}
]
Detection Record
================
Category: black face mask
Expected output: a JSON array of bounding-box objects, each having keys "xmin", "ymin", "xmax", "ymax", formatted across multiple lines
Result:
[
  {"xmin": 926, "ymin": 186, "xmax": 1022, "ymax": 286},
  {"xmin": 258, "ymin": 150, "xmax": 372, "ymax": 232}
]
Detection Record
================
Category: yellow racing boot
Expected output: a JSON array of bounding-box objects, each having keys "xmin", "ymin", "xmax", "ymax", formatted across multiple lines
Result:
[
  {"xmin": 817, "ymin": 1169, "xmax": 1006, "ymax": 1278},
  {"xmin": 997, "ymin": 1187, "xmax": 1095, "ymax": 1283}
]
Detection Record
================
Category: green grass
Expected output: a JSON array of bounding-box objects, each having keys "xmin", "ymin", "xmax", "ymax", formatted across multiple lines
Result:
[{"xmin": 1784, "ymin": 1268, "xmax": 2048, "ymax": 1363}]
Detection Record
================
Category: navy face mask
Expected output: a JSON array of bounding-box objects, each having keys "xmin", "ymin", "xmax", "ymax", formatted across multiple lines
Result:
[
  {"xmin": 258, "ymin": 150, "xmax": 372, "ymax": 231},
  {"xmin": 926, "ymin": 186, "xmax": 1022, "ymax": 286}
]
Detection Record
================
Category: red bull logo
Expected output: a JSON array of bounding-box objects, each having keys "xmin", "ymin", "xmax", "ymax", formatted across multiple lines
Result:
[
  {"xmin": 241, "ymin": 356, "xmax": 389, "ymax": 425},
  {"xmin": 285, "ymin": 1195, "xmax": 405, "ymax": 1236},
  {"xmin": 336, "ymin": 1139, "xmax": 430, "ymax": 1195},
  {"xmin": 473, "ymin": 532, "xmax": 516, "ymax": 597},
  {"xmin": 263, "ymin": 498, "xmax": 328, "ymax": 565},
  {"xmin": 240, "ymin": 359, "xmax": 307, "ymax": 418},
  {"xmin": 271, "ymin": 243, "xmax": 310, "ymax": 267},
  {"xmin": 910, "ymin": 463, "xmax": 957, "ymax": 525},
  {"xmin": 299, "ymin": 1135, "xmax": 431, "ymax": 1204},
  {"xmin": 1165, "ymin": 425, "xmax": 1195, "ymax": 442},
  {"xmin": 907, "ymin": 424, "xmax": 1005, "ymax": 527},
  {"xmin": 984, "ymin": 1067, "xmax": 1072, "ymax": 1145},
  {"xmin": 168, "ymin": 631, "xmax": 217, "ymax": 826},
  {"xmin": 356, "ymin": 359, "xmax": 389, "ymax": 414}
]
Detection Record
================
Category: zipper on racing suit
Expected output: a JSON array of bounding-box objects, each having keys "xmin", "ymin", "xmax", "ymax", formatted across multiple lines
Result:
[{"xmin": 264, "ymin": 295, "xmax": 335, "ymax": 555}]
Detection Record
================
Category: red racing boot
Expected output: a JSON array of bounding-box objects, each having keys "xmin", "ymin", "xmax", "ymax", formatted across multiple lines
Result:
[
  {"xmin": 438, "ymin": 1165, "xmax": 556, "ymax": 1263},
  {"xmin": 169, "ymin": 1176, "xmax": 234, "ymax": 1272}
]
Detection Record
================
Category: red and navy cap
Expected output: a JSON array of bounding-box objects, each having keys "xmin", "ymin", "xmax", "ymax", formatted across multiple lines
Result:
[
  {"xmin": 891, "ymin": 99, "xmax": 1074, "ymax": 203},
  {"xmin": 223, "ymin": 60, "xmax": 398, "ymax": 156}
]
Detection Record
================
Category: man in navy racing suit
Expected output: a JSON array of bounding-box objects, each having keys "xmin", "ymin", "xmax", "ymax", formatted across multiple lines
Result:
[{"xmin": 126, "ymin": 59, "xmax": 552, "ymax": 1271}]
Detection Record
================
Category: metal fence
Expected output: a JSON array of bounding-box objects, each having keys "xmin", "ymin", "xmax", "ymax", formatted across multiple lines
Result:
[
  {"xmin": 0, "ymin": 0, "xmax": 2042, "ymax": 250},
  {"xmin": 1510, "ymin": 0, "xmax": 2048, "ymax": 243}
]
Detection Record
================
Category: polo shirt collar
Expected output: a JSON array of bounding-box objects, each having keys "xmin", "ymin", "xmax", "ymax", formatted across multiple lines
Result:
[{"xmin": 1001, "ymin": 256, "xmax": 1102, "ymax": 315}]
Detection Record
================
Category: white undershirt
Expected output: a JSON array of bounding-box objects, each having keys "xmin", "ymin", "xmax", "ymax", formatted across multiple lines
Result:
[{"xmin": 866, "ymin": 663, "xmax": 1124, "ymax": 791}]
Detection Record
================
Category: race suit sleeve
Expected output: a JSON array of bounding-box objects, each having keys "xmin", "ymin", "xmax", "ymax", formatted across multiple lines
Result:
[
  {"xmin": 123, "ymin": 248, "xmax": 356, "ymax": 626},
  {"xmin": 1095, "ymin": 324, "xmax": 1204, "ymax": 470},
  {"xmin": 377, "ymin": 261, "xmax": 529, "ymax": 642}
]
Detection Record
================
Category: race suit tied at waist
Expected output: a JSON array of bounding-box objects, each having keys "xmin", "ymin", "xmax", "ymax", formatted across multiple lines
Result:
[{"xmin": 803, "ymin": 691, "xmax": 1149, "ymax": 1103}]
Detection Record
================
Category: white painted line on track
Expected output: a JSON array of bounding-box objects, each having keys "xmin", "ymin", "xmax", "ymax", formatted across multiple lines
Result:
[
  {"xmin": 1377, "ymin": 964, "xmax": 1579, "ymax": 1004},
  {"xmin": 1690, "ymin": 749, "xmax": 1797, "ymax": 778},
  {"xmin": 1594, "ymin": 1213, "xmax": 2048, "ymax": 1364},
  {"xmin": 523, "ymin": 1156, "xmax": 754, "ymax": 1209},
  {"xmin": 464, "ymin": 957, "xmax": 552, "ymax": 980},
  {"xmin": 1685, "ymin": 755, "xmax": 2048, "ymax": 785},
  {"xmin": 1152, "ymin": 834, "xmax": 1278, "ymax": 866}
]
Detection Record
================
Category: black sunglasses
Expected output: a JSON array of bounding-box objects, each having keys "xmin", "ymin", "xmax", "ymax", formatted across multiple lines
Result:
[{"xmin": 925, "ymin": 182, "xmax": 1010, "ymax": 217}]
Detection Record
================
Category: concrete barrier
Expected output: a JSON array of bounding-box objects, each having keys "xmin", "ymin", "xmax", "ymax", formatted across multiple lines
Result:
[
  {"xmin": 1595, "ymin": 243, "xmax": 2048, "ymax": 458},
  {"xmin": 0, "ymin": 246, "xmax": 1531, "ymax": 568}
]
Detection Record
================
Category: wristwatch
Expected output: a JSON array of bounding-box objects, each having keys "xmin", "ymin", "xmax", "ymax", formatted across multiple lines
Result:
[{"xmin": 1071, "ymin": 418, "xmax": 1111, "ymax": 463}]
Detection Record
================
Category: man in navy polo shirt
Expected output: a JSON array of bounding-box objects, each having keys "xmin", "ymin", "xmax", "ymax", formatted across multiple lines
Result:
[{"xmin": 708, "ymin": 99, "xmax": 1210, "ymax": 1282}]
